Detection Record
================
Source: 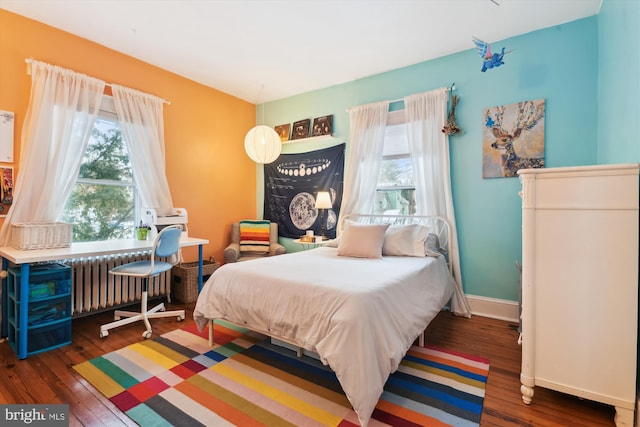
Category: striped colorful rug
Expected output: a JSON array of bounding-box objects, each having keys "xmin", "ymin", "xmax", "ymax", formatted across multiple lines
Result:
[{"xmin": 74, "ymin": 321, "xmax": 489, "ymax": 426}]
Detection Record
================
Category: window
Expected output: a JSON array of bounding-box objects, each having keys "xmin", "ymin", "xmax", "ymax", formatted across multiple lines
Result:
[
  {"xmin": 60, "ymin": 97, "xmax": 138, "ymax": 242},
  {"xmin": 374, "ymin": 110, "xmax": 416, "ymax": 215}
]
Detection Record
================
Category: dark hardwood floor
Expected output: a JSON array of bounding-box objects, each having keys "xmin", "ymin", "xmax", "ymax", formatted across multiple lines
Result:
[{"xmin": 0, "ymin": 301, "xmax": 616, "ymax": 426}]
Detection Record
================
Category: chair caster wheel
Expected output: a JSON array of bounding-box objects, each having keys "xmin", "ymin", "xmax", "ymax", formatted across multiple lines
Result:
[
  {"xmin": 143, "ymin": 330, "xmax": 152, "ymax": 339},
  {"xmin": 100, "ymin": 331, "xmax": 108, "ymax": 338}
]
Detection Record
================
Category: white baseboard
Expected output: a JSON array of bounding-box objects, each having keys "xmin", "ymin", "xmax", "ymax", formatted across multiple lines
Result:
[{"xmin": 466, "ymin": 294, "xmax": 520, "ymax": 324}]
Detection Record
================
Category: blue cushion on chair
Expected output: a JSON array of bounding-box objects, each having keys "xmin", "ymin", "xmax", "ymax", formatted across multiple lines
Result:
[{"xmin": 110, "ymin": 260, "xmax": 174, "ymax": 277}]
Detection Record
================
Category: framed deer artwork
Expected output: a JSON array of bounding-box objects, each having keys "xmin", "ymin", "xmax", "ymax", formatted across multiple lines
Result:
[{"xmin": 482, "ymin": 99, "xmax": 545, "ymax": 178}]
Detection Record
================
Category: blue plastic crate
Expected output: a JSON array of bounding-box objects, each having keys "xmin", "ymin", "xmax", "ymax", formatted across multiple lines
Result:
[
  {"xmin": 8, "ymin": 263, "xmax": 71, "ymax": 300},
  {"xmin": 5, "ymin": 262, "xmax": 73, "ymax": 358},
  {"xmin": 8, "ymin": 318, "xmax": 71, "ymax": 356},
  {"xmin": 27, "ymin": 299, "xmax": 70, "ymax": 326}
]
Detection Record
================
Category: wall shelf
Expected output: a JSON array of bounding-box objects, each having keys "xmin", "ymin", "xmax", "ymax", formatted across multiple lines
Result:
[{"xmin": 282, "ymin": 134, "xmax": 340, "ymax": 145}]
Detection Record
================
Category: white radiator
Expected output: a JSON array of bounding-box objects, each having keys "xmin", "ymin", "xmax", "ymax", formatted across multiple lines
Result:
[{"xmin": 64, "ymin": 252, "xmax": 170, "ymax": 317}]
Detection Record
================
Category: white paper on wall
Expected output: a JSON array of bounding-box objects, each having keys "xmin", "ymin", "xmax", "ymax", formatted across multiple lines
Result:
[{"xmin": 0, "ymin": 110, "xmax": 14, "ymax": 163}]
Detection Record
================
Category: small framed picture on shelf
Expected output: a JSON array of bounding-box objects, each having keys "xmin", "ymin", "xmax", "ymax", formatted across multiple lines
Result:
[
  {"xmin": 274, "ymin": 123, "xmax": 291, "ymax": 142},
  {"xmin": 312, "ymin": 115, "xmax": 333, "ymax": 137},
  {"xmin": 291, "ymin": 119, "xmax": 311, "ymax": 140}
]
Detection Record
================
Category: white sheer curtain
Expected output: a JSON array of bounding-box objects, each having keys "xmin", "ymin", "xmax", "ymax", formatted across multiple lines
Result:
[
  {"xmin": 341, "ymin": 101, "xmax": 389, "ymax": 217},
  {"xmin": 404, "ymin": 89, "xmax": 471, "ymax": 317},
  {"xmin": 0, "ymin": 61, "xmax": 105, "ymax": 246},
  {"xmin": 112, "ymin": 85, "xmax": 173, "ymax": 213}
]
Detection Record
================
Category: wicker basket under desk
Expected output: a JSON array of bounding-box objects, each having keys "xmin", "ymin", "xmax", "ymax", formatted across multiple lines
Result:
[{"xmin": 171, "ymin": 258, "xmax": 220, "ymax": 303}]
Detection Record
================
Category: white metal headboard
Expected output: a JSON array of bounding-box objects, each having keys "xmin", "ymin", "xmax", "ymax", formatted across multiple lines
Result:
[{"xmin": 338, "ymin": 214, "xmax": 452, "ymax": 272}]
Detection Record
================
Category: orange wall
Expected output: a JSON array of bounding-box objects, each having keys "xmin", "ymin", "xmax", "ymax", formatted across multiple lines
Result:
[{"xmin": 0, "ymin": 9, "xmax": 257, "ymax": 263}]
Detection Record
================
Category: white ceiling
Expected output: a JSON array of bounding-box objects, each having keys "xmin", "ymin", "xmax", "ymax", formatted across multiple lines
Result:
[{"xmin": 1, "ymin": 0, "xmax": 601, "ymax": 103}]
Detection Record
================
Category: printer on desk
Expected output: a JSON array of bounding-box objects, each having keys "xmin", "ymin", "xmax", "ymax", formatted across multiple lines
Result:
[{"xmin": 141, "ymin": 207, "xmax": 188, "ymax": 240}]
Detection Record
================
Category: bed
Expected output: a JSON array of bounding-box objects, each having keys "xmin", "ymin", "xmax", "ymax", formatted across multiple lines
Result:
[{"xmin": 193, "ymin": 214, "xmax": 458, "ymax": 426}]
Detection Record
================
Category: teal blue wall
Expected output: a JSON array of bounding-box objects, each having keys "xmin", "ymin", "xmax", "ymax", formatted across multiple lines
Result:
[
  {"xmin": 257, "ymin": 5, "xmax": 636, "ymax": 302},
  {"xmin": 597, "ymin": 0, "xmax": 640, "ymax": 163}
]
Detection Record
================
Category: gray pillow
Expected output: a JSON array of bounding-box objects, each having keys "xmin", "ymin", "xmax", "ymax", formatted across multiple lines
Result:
[{"xmin": 425, "ymin": 233, "xmax": 447, "ymax": 258}]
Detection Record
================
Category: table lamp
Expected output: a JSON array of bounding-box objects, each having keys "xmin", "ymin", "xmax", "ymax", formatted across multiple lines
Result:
[{"xmin": 315, "ymin": 191, "xmax": 332, "ymax": 240}]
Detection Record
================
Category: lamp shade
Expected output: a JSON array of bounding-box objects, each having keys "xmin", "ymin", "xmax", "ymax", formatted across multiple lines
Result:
[
  {"xmin": 244, "ymin": 125, "xmax": 282, "ymax": 164},
  {"xmin": 315, "ymin": 191, "xmax": 332, "ymax": 209}
]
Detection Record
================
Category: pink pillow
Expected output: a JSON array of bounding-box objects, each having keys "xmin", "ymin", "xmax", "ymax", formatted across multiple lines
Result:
[{"xmin": 337, "ymin": 222, "xmax": 390, "ymax": 259}]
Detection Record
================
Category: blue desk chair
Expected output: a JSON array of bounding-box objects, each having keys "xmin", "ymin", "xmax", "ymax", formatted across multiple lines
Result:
[{"xmin": 100, "ymin": 225, "xmax": 185, "ymax": 339}]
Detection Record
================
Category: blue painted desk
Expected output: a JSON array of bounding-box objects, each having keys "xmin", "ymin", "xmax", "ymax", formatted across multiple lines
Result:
[{"xmin": 0, "ymin": 236, "xmax": 208, "ymax": 359}]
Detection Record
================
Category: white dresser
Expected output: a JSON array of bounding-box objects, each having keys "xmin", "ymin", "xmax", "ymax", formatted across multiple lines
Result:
[{"xmin": 518, "ymin": 164, "xmax": 639, "ymax": 427}]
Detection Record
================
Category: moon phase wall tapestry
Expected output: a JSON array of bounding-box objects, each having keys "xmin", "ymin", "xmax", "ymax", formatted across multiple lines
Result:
[{"xmin": 264, "ymin": 143, "xmax": 345, "ymax": 239}]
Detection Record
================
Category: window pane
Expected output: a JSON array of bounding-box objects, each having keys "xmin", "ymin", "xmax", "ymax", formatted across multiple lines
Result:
[
  {"xmin": 378, "ymin": 157, "xmax": 413, "ymax": 188},
  {"xmin": 79, "ymin": 119, "xmax": 132, "ymax": 182},
  {"xmin": 376, "ymin": 119, "xmax": 416, "ymax": 215},
  {"xmin": 374, "ymin": 189, "xmax": 415, "ymax": 215},
  {"xmin": 61, "ymin": 112, "xmax": 137, "ymax": 242},
  {"xmin": 62, "ymin": 183, "xmax": 135, "ymax": 242}
]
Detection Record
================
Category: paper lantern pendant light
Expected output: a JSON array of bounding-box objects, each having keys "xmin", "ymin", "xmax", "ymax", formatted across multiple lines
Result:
[{"xmin": 244, "ymin": 125, "xmax": 282, "ymax": 164}]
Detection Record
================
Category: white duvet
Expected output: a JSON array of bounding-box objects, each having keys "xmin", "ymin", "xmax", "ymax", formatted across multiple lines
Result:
[{"xmin": 193, "ymin": 247, "xmax": 455, "ymax": 426}]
